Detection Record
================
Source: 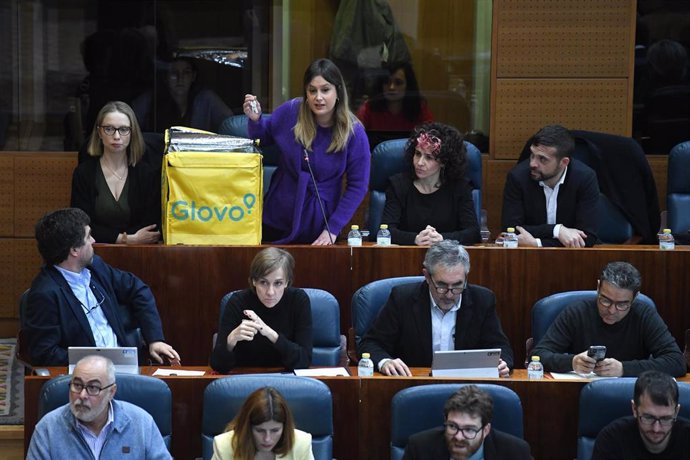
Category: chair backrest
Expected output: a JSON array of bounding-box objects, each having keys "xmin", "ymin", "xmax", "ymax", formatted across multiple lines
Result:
[
  {"xmin": 667, "ymin": 141, "xmax": 690, "ymax": 234},
  {"xmin": 531, "ymin": 290, "xmax": 656, "ymax": 348},
  {"xmin": 597, "ymin": 193, "xmax": 635, "ymax": 244},
  {"xmin": 201, "ymin": 374, "xmax": 333, "ymax": 460},
  {"xmin": 38, "ymin": 373, "xmax": 173, "ymax": 450},
  {"xmin": 351, "ymin": 276, "xmax": 424, "ymax": 350},
  {"xmin": 367, "ymin": 139, "xmax": 482, "ymax": 236},
  {"xmin": 577, "ymin": 379, "xmax": 690, "ymax": 460},
  {"xmin": 390, "ymin": 384, "xmax": 524, "ymax": 460},
  {"xmin": 218, "ymin": 288, "xmax": 342, "ymax": 366}
]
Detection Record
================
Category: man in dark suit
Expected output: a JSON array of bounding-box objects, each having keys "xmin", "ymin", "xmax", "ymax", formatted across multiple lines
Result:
[
  {"xmin": 25, "ymin": 208, "xmax": 180, "ymax": 366},
  {"xmin": 358, "ymin": 240, "xmax": 513, "ymax": 376},
  {"xmin": 403, "ymin": 385, "xmax": 532, "ymax": 460},
  {"xmin": 501, "ymin": 124, "xmax": 600, "ymax": 247}
]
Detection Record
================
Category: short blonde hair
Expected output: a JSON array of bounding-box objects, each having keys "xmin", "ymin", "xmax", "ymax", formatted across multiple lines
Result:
[{"xmin": 87, "ymin": 101, "xmax": 145, "ymax": 165}]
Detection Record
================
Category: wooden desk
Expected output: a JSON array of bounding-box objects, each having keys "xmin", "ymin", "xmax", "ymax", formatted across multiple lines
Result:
[
  {"xmin": 27, "ymin": 368, "xmax": 690, "ymax": 460},
  {"xmin": 94, "ymin": 244, "xmax": 690, "ymax": 366}
]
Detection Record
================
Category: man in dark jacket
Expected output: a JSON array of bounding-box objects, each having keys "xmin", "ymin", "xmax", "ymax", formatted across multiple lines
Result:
[{"xmin": 403, "ymin": 385, "xmax": 532, "ymax": 460}]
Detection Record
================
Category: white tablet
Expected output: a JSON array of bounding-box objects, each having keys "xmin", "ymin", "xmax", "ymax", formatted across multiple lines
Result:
[
  {"xmin": 68, "ymin": 346, "xmax": 139, "ymax": 374},
  {"xmin": 431, "ymin": 348, "xmax": 501, "ymax": 378}
]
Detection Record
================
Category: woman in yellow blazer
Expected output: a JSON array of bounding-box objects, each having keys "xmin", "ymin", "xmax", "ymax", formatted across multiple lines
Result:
[{"xmin": 212, "ymin": 387, "xmax": 314, "ymax": 460}]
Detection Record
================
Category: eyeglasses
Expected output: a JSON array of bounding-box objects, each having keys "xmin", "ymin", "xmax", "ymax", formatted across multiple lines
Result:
[
  {"xmin": 81, "ymin": 284, "xmax": 106, "ymax": 315},
  {"xmin": 99, "ymin": 125, "xmax": 131, "ymax": 137},
  {"xmin": 597, "ymin": 293, "xmax": 634, "ymax": 311},
  {"xmin": 69, "ymin": 380, "xmax": 115, "ymax": 396},
  {"xmin": 638, "ymin": 414, "xmax": 676, "ymax": 427},
  {"xmin": 444, "ymin": 422, "xmax": 485, "ymax": 439},
  {"xmin": 429, "ymin": 277, "xmax": 465, "ymax": 295}
]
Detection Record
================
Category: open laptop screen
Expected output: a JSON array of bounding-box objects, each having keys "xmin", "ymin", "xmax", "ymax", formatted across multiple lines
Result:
[
  {"xmin": 431, "ymin": 348, "xmax": 501, "ymax": 378},
  {"xmin": 68, "ymin": 346, "xmax": 139, "ymax": 374}
]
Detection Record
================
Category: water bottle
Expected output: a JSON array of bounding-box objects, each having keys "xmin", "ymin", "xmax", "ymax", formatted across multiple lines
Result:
[
  {"xmin": 480, "ymin": 209, "xmax": 491, "ymax": 244},
  {"xmin": 376, "ymin": 224, "xmax": 391, "ymax": 246},
  {"xmin": 527, "ymin": 355, "xmax": 544, "ymax": 379},
  {"xmin": 658, "ymin": 228, "xmax": 675, "ymax": 250},
  {"xmin": 503, "ymin": 227, "xmax": 518, "ymax": 248},
  {"xmin": 347, "ymin": 225, "xmax": 362, "ymax": 246},
  {"xmin": 358, "ymin": 352, "xmax": 374, "ymax": 377}
]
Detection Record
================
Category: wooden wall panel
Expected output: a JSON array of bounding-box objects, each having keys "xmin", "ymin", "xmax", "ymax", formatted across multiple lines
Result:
[
  {"xmin": 13, "ymin": 153, "xmax": 75, "ymax": 236},
  {"xmin": 494, "ymin": 0, "xmax": 633, "ymax": 77},
  {"xmin": 0, "ymin": 238, "xmax": 39, "ymax": 320},
  {"xmin": 493, "ymin": 79, "xmax": 630, "ymax": 158},
  {"xmin": 0, "ymin": 156, "xmax": 14, "ymax": 236}
]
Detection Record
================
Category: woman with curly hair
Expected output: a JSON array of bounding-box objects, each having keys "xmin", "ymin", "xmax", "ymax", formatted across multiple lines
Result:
[{"xmin": 381, "ymin": 122, "xmax": 480, "ymax": 246}]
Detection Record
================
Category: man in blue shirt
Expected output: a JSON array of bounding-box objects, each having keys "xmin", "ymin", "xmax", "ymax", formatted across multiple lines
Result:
[
  {"xmin": 25, "ymin": 207, "xmax": 180, "ymax": 366},
  {"xmin": 27, "ymin": 355, "xmax": 171, "ymax": 459}
]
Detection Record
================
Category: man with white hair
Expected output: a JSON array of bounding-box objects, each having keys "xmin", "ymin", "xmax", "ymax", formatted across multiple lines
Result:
[{"xmin": 27, "ymin": 355, "xmax": 170, "ymax": 459}]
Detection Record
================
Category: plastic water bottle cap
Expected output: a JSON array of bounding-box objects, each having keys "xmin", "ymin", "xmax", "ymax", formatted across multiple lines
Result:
[
  {"xmin": 362, "ymin": 353, "xmax": 370, "ymax": 359},
  {"xmin": 663, "ymin": 229, "xmax": 671, "ymax": 234},
  {"xmin": 351, "ymin": 225, "xmax": 359, "ymax": 230},
  {"xmin": 507, "ymin": 227, "xmax": 515, "ymax": 233},
  {"xmin": 380, "ymin": 224, "xmax": 388, "ymax": 229},
  {"xmin": 531, "ymin": 356, "xmax": 540, "ymax": 361}
]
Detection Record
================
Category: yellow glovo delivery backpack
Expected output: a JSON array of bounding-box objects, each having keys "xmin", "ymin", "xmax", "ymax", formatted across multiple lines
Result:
[{"xmin": 161, "ymin": 127, "xmax": 263, "ymax": 245}]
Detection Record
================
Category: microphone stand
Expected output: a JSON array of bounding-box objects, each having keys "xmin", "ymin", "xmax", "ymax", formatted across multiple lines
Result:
[{"xmin": 303, "ymin": 149, "xmax": 334, "ymax": 244}]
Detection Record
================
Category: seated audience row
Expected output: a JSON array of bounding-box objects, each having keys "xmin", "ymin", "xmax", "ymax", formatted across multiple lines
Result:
[{"xmin": 23, "ymin": 209, "xmax": 687, "ymax": 381}]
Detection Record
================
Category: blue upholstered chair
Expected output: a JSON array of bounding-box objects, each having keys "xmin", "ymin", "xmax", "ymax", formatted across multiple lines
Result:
[
  {"xmin": 218, "ymin": 114, "xmax": 278, "ymax": 196},
  {"xmin": 526, "ymin": 290, "xmax": 656, "ymax": 362},
  {"xmin": 390, "ymin": 384, "xmax": 524, "ymax": 460},
  {"xmin": 201, "ymin": 374, "xmax": 333, "ymax": 460},
  {"xmin": 667, "ymin": 141, "xmax": 690, "ymax": 235},
  {"xmin": 38, "ymin": 373, "xmax": 173, "ymax": 451},
  {"xmin": 597, "ymin": 193, "xmax": 639, "ymax": 244},
  {"xmin": 577, "ymin": 379, "xmax": 690, "ymax": 460},
  {"xmin": 367, "ymin": 139, "xmax": 482, "ymax": 236},
  {"xmin": 217, "ymin": 288, "xmax": 344, "ymax": 366},
  {"xmin": 349, "ymin": 276, "xmax": 424, "ymax": 361}
]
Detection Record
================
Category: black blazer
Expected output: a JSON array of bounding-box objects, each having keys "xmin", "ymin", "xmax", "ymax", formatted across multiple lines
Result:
[
  {"xmin": 403, "ymin": 426, "xmax": 533, "ymax": 460},
  {"xmin": 358, "ymin": 281, "xmax": 514, "ymax": 370},
  {"xmin": 25, "ymin": 255, "xmax": 166, "ymax": 366},
  {"xmin": 501, "ymin": 158, "xmax": 600, "ymax": 247},
  {"xmin": 71, "ymin": 157, "xmax": 161, "ymax": 243}
]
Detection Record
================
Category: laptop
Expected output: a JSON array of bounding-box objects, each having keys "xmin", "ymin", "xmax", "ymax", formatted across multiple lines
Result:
[
  {"xmin": 68, "ymin": 346, "xmax": 139, "ymax": 374},
  {"xmin": 431, "ymin": 348, "xmax": 501, "ymax": 378}
]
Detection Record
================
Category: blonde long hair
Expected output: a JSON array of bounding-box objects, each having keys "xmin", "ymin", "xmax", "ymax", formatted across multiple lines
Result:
[
  {"xmin": 86, "ymin": 101, "xmax": 145, "ymax": 166},
  {"xmin": 294, "ymin": 58, "xmax": 357, "ymax": 153}
]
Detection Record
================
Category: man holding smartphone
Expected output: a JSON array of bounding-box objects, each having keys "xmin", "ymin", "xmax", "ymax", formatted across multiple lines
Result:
[{"xmin": 532, "ymin": 261, "xmax": 686, "ymax": 377}]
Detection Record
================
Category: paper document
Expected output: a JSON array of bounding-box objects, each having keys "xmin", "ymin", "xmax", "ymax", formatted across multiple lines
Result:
[
  {"xmin": 550, "ymin": 372, "xmax": 617, "ymax": 381},
  {"xmin": 294, "ymin": 367, "xmax": 350, "ymax": 377},
  {"xmin": 152, "ymin": 369, "xmax": 206, "ymax": 377}
]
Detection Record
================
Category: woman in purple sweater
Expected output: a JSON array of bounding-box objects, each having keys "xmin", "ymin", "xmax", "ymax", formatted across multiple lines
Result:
[{"xmin": 243, "ymin": 58, "xmax": 370, "ymax": 244}]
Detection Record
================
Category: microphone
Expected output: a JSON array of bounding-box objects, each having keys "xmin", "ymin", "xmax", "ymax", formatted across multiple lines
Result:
[{"xmin": 303, "ymin": 148, "xmax": 334, "ymax": 244}]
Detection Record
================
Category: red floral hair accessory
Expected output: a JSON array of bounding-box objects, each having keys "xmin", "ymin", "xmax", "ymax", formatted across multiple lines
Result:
[{"xmin": 416, "ymin": 131, "xmax": 442, "ymax": 155}]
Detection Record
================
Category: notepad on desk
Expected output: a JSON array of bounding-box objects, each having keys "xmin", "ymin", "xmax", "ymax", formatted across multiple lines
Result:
[
  {"xmin": 550, "ymin": 371, "xmax": 617, "ymax": 381},
  {"xmin": 294, "ymin": 367, "xmax": 350, "ymax": 377},
  {"xmin": 152, "ymin": 369, "xmax": 206, "ymax": 377}
]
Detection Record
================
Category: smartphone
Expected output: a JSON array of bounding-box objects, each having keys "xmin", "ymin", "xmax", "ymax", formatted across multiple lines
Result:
[{"xmin": 587, "ymin": 345, "xmax": 607, "ymax": 362}]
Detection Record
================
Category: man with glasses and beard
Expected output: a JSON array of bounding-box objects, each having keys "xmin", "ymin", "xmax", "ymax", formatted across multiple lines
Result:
[
  {"xmin": 592, "ymin": 370, "xmax": 690, "ymax": 459},
  {"xmin": 358, "ymin": 240, "xmax": 513, "ymax": 376},
  {"xmin": 403, "ymin": 385, "xmax": 532, "ymax": 460},
  {"xmin": 501, "ymin": 124, "xmax": 600, "ymax": 247},
  {"xmin": 27, "ymin": 355, "xmax": 170, "ymax": 459},
  {"xmin": 25, "ymin": 208, "xmax": 180, "ymax": 366},
  {"xmin": 532, "ymin": 261, "xmax": 685, "ymax": 377}
]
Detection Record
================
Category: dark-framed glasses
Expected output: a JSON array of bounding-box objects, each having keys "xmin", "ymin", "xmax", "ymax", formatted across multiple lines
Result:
[
  {"xmin": 69, "ymin": 380, "xmax": 115, "ymax": 396},
  {"xmin": 597, "ymin": 292, "xmax": 634, "ymax": 311},
  {"xmin": 82, "ymin": 284, "xmax": 106, "ymax": 315},
  {"xmin": 429, "ymin": 277, "xmax": 465, "ymax": 295},
  {"xmin": 444, "ymin": 422, "xmax": 485, "ymax": 439},
  {"xmin": 99, "ymin": 125, "xmax": 131, "ymax": 137},
  {"xmin": 638, "ymin": 414, "xmax": 676, "ymax": 427}
]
